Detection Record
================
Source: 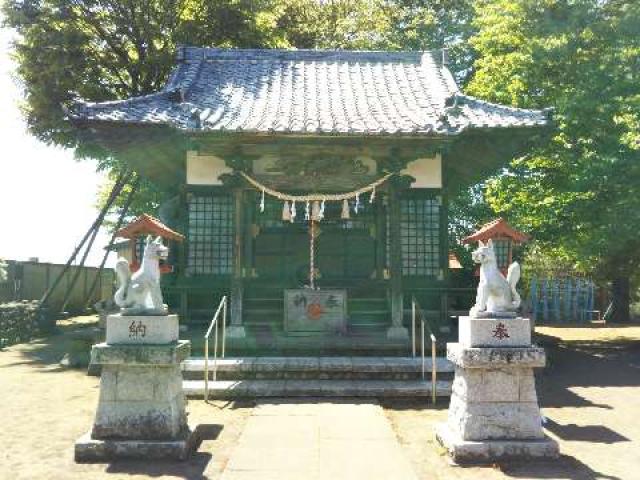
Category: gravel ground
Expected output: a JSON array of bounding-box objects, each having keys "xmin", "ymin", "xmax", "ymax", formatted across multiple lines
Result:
[
  {"xmin": 0, "ymin": 320, "xmax": 254, "ymax": 480},
  {"xmin": 0, "ymin": 321, "xmax": 638, "ymax": 480},
  {"xmin": 384, "ymin": 324, "xmax": 640, "ymax": 480}
]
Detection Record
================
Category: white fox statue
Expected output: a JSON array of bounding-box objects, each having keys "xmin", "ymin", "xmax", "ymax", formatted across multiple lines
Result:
[
  {"xmin": 114, "ymin": 235, "xmax": 169, "ymax": 316},
  {"xmin": 469, "ymin": 239, "xmax": 521, "ymax": 318}
]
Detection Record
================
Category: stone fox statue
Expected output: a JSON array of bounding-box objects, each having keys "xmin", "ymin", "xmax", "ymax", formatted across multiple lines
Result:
[
  {"xmin": 470, "ymin": 239, "xmax": 521, "ymax": 318},
  {"xmin": 114, "ymin": 235, "xmax": 169, "ymax": 315}
]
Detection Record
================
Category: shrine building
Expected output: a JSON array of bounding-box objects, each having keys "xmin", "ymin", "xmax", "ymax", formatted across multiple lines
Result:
[{"xmin": 71, "ymin": 47, "xmax": 549, "ymax": 352}]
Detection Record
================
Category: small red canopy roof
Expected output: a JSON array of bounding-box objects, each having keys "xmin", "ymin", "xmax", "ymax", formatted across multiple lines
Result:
[
  {"xmin": 462, "ymin": 218, "xmax": 529, "ymax": 245},
  {"xmin": 115, "ymin": 214, "xmax": 185, "ymax": 242}
]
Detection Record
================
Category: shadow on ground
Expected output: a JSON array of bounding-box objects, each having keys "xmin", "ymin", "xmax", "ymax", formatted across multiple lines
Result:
[
  {"xmin": 0, "ymin": 318, "xmax": 102, "ymax": 371},
  {"xmin": 535, "ymin": 332, "xmax": 640, "ymax": 409},
  {"xmin": 496, "ymin": 454, "xmax": 622, "ymax": 480},
  {"xmin": 544, "ymin": 418, "xmax": 629, "ymax": 444},
  {"xmin": 106, "ymin": 452, "xmax": 213, "ymax": 480},
  {"xmin": 103, "ymin": 424, "xmax": 223, "ymax": 479}
]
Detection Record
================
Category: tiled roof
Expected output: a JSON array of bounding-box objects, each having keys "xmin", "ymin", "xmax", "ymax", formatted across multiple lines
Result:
[
  {"xmin": 71, "ymin": 47, "xmax": 550, "ymax": 136},
  {"xmin": 462, "ymin": 218, "xmax": 530, "ymax": 244},
  {"xmin": 115, "ymin": 214, "xmax": 185, "ymax": 241}
]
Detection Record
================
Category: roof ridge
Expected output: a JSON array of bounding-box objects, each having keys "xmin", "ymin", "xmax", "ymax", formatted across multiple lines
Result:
[
  {"xmin": 175, "ymin": 45, "xmax": 447, "ymax": 65},
  {"xmin": 454, "ymin": 93, "xmax": 550, "ymax": 115},
  {"xmin": 72, "ymin": 90, "xmax": 168, "ymax": 111}
]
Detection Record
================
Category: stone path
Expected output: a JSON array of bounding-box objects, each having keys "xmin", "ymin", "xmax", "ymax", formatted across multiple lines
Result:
[{"xmin": 220, "ymin": 400, "xmax": 419, "ymax": 480}]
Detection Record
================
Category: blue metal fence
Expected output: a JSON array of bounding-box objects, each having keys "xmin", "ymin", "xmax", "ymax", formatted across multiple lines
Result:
[{"xmin": 528, "ymin": 277, "xmax": 596, "ymax": 324}]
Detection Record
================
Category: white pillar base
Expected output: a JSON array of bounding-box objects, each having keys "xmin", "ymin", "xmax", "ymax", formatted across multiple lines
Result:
[
  {"xmin": 226, "ymin": 325, "xmax": 247, "ymax": 338},
  {"xmin": 386, "ymin": 325, "xmax": 409, "ymax": 340}
]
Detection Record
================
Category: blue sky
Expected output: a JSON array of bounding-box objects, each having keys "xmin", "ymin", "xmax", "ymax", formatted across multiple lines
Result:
[{"xmin": 0, "ymin": 27, "xmax": 112, "ymax": 266}]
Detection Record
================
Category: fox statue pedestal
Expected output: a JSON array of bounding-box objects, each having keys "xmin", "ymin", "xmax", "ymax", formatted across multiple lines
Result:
[
  {"xmin": 435, "ymin": 316, "xmax": 559, "ymax": 463},
  {"xmin": 75, "ymin": 314, "xmax": 195, "ymax": 462},
  {"xmin": 436, "ymin": 237, "xmax": 559, "ymax": 463}
]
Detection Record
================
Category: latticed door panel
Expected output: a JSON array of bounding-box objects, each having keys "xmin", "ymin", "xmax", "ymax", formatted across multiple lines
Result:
[
  {"xmin": 186, "ymin": 193, "xmax": 234, "ymax": 275},
  {"xmin": 399, "ymin": 195, "xmax": 442, "ymax": 278}
]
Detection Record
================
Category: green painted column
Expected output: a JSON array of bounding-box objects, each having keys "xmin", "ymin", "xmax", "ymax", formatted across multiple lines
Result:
[
  {"xmin": 228, "ymin": 188, "xmax": 246, "ymax": 338},
  {"xmin": 387, "ymin": 182, "xmax": 409, "ymax": 340}
]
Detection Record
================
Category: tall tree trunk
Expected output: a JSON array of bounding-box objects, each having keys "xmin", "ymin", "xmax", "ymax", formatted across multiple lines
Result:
[{"xmin": 611, "ymin": 276, "xmax": 630, "ymax": 323}]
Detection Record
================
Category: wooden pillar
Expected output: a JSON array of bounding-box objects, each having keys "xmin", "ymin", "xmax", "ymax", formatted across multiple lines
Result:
[
  {"xmin": 179, "ymin": 290, "xmax": 188, "ymax": 320},
  {"xmin": 374, "ymin": 195, "xmax": 386, "ymax": 280},
  {"xmin": 439, "ymin": 189, "xmax": 449, "ymax": 327},
  {"xmin": 178, "ymin": 190, "xmax": 189, "ymax": 321},
  {"xmin": 244, "ymin": 191, "xmax": 255, "ymax": 277},
  {"xmin": 387, "ymin": 181, "xmax": 409, "ymax": 339},
  {"xmin": 228, "ymin": 188, "xmax": 246, "ymax": 337}
]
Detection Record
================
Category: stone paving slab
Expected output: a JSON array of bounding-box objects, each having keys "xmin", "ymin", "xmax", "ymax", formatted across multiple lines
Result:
[{"xmin": 220, "ymin": 400, "xmax": 419, "ymax": 480}]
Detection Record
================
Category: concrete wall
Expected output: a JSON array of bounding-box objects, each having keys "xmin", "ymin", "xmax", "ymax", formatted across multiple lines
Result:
[{"xmin": 0, "ymin": 260, "xmax": 115, "ymax": 313}]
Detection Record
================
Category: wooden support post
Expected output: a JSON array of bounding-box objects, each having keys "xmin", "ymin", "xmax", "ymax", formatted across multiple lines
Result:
[
  {"xmin": 228, "ymin": 188, "xmax": 246, "ymax": 338},
  {"xmin": 82, "ymin": 176, "xmax": 140, "ymax": 309},
  {"xmin": 374, "ymin": 196, "xmax": 386, "ymax": 281},
  {"xmin": 41, "ymin": 171, "xmax": 130, "ymax": 311},
  {"xmin": 387, "ymin": 181, "xmax": 408, "ymax": 339},
  {"xmin": 180, "ymin": 290, "xmax": 188, "ymax": 321},
  {"xmin": 439, "ymin": 188, "xmax": 449, "ymax": 327},
  {"xmin": 244, "ymin": 190, "xmax": 255, "ymax": 276}
]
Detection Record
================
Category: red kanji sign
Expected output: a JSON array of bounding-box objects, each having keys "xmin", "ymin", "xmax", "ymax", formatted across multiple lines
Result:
[{"xmin": 492, "ymin": 322, "xmax": 510, "ymax": 340}]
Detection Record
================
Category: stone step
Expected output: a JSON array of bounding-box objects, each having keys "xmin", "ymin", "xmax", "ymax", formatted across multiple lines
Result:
[
  {"xmin": 181, "ymin": 356, "xmax": 454, "ymax": 381},
  {"xmin": 216, "ymin": 329, "xmax": 426, "ymax": 356},
  {"xmin": 183, "ymin": 379, "xmax": 453, "ymax": 398}
]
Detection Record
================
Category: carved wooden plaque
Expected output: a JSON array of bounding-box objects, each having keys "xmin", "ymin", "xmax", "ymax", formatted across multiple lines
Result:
[{"xmin": 284, "ymin": 289, "xmax": 347, "ymax": 334}]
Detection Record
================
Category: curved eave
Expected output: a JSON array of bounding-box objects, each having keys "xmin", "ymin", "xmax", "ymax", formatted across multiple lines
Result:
[
  {"xmin": 68, "ymin": 113, "xmax": 550, "ymax": 138},
  {"xmin": 444, "ymin": 125, "xmax": 553, "ymax": 191},
  {"xmin": 69, "ymin": 95, "xmax": 552, "ymax": 192}
]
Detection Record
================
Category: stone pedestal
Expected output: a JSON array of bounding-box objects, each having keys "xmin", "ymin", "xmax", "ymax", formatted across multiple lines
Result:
[
  {"xmin": 459, "ymin": 316, "xmax": 531, "ymax": 348},
  {"xmin": 436, "ymin": 317, "xmax": 558, "ymax": 464},
  {"xmin": 75, "ymin": 315, "xmax": 195, "ymax": 462},
  {"xmin": 106, "ymin": 314, "xmax": 179, "ymax": 345}
]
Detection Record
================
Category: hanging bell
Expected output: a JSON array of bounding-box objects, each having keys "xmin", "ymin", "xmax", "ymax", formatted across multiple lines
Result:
[
  {"xmin": 290, "ymin": 201, "xmax": 297, "ymax": 222},
  {"xmin": 282, "ymin": 200, "xmax": 291, "ymax": 222},
  {"xmin": 341, "ymin": 199, "xmax": 350, "ymax": 220},
  {"xmin": 311, "ymin": 201, "xmax": 321, "ymax": 221}
]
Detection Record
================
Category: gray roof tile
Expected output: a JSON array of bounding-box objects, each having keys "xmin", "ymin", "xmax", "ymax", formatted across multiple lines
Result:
[{"xmin": 71, "ymin": 47, "xmax": 549, "ymax": 135}]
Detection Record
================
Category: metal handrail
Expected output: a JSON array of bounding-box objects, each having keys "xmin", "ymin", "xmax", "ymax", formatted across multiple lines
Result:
[
  {"xmin": 204, "ymin": 296, "xmax": 228, "ymax": 402},
  {"xmin": 411, "ymin": 296, "xmax": 438, "ymax": 404}
]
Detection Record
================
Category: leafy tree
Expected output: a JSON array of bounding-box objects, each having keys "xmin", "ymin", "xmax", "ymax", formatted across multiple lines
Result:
[
  {"xmin": 383, "ymin": 0, "xmax": 475, "ymax": 82},
  {"xmin": 467, "ymin": 0, "xmax": 640, "ymax": 321},
  {"xmin": 0, "ymin": 258, "xmax": 8, "ymax": 283}
]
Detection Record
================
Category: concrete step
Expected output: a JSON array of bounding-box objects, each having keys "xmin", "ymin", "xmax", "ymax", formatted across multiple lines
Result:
[
  {"xmin": 181, "ymin": 356, "xmax": 454, "ymax": 381},
  {"xmin": 183, "ymin": 379, "xmax": 453, "ymax": 399}
]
